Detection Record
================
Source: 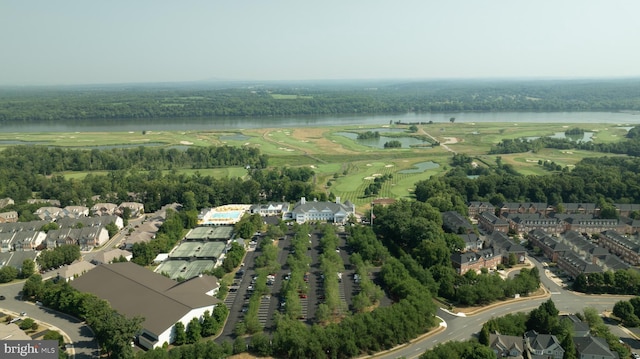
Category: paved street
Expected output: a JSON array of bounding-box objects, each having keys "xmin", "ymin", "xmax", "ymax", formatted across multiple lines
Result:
[
  {"xmin": 1, "ymin": 281, "xmax": 99, "ymax": 358},
  {"xmin": 371, "ymin": 255, "xmax": 638, "ymax": 359},
  {"xmin": 4, "ymin": 221, "xmax": 637, "ymax": 359},
  {"xmin": 0, "ymin": 218, "xmax": 147, "ymax": 358}
]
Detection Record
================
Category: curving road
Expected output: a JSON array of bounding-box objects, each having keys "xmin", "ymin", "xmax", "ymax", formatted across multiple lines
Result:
[
  {"xmin": 4, "ymin": 224, "xmax": 632, "ymax": 359},
  {"xmin": 0, "ymin": 219, "xmax": 145, "ymax": 358},
  {"xmin": 370, "ymin": 255, "xmax": 635, "ymax": 359},
  {"xmin": 1, "ymin": 281, "xmax": 99, "ymax": 358}
]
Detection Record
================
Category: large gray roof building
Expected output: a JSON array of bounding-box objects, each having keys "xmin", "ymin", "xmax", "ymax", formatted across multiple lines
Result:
[{"xmin": 71, "ymin": 262, "xmax": 219, "ymax": 349}]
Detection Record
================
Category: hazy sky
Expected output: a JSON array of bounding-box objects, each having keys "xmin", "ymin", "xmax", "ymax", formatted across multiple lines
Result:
[{"xmin": 2, "ymin": 0, "xmax": 639, "ymax": 85}]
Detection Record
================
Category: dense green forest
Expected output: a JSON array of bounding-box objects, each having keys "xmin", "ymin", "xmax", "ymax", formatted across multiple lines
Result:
[
  {"xmin": 0, "ymin": 145, "xmax": 267, "ymax": 174},
  {"xmin": 414, "ymin": 155, "xmax": 640, "ymax": 206},
  {"xmin": 0, "ymin": 146, "xmax": 321, "ymax": 210},
  {"xmin": 2, "ymin": 78, "xmax": 640, "ymax": 122},
  {"xmin": 370, "ymin": 200, "xmax": 540, "ymax": 306}
]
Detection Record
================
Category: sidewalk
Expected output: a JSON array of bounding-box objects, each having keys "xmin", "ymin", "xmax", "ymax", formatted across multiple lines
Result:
[{"xmin": 1, "ymin": 308, "xmax": 75, "ymax": 357}]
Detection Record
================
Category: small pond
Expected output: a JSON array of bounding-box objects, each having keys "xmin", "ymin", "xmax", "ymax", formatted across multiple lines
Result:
[
  {"xmin": 368, "ymin": 128, "xmax": 409, "ymax": 133},
  {"xmin": 335, "ymin": 132, "xmax": 431, "ymax": 149},
  {"xmin": 220, "ymin": 134, "xmax": 251, "ymax": 141},
  {"xmin": 526, "ymin": 131, "xmax": 594, "ymax": 143},
  {"xmin": 398, "ymin": 161, "xmax": 440, "ymax": 174}
]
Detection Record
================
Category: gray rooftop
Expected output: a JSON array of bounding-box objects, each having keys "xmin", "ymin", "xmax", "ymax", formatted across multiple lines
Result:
[{"xmin": 70, "ymin": 262, "xmax": 219, "ymax": 336}]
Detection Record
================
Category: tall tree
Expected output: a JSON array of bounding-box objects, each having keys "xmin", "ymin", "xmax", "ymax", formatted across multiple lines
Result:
[
  {"xmin": 22, "ymin": 274, "xmax": 44, "ymax": 299},
  {"xmin": 173, "ymin": 322, "xmax": 186, "ymax": 346},
  {"xmin": 20, "ymin": 259, "xmax": 36, "ymax": 278},
  {"xmin": 185, "ymin": 317, "xmax": 202, "ymax": 344}
]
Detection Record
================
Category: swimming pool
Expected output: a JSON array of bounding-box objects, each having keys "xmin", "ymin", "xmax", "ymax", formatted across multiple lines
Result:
[{"xmin": 211, "ymin": 211, "xmax": 241, "ymax": 219}]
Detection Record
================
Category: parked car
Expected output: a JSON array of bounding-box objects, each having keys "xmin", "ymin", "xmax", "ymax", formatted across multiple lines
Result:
[{"xmin": 0, "ymin": 295, "xmax": 5, "ymax": 300}]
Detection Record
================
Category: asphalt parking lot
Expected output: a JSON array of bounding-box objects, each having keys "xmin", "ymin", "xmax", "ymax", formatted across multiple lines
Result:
[{"xmin": 216, "ymin": 226, "xmax": 392, "ymax": 343}]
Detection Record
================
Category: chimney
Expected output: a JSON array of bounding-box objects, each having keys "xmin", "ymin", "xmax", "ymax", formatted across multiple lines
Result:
[
  {"xmin": 301, "ymin": 197, "xmax": 306, "ymax": 204},
  {"xmin": 335, "ymin": 197, "xmax": 341, "ymax": 204}
]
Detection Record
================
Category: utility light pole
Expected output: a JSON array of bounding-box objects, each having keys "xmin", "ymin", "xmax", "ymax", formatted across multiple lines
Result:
[{"xmin": 370, "ymin": 202, "xmax": 374, "ymax": 227}]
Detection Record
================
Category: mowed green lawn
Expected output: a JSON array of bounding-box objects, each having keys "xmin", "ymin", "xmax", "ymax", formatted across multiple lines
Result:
[{"xmin": 6, "ymin": 121, "xmax": 633, "ymax": 211}]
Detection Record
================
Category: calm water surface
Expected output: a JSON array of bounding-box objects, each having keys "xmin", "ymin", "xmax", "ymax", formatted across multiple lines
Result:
[
  {"xmin": 335, "ymin": 132, "xmax": 431, "ymax": 149},
  {"xmin": 2, "ymin": 112, "xmax": 639, "ymax": 133},
  {"xmin": 398, "ymin": 161, "xmax": 440, "ymax": 174}
]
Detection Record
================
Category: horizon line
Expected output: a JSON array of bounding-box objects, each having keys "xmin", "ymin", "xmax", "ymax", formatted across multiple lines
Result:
[{"xmin": 2, "ymin": 75, "xmax": 640, "ymax": 89}]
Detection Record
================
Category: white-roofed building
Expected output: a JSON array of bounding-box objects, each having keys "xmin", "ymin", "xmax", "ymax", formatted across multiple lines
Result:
[{"xmin": 289, "ymin": 197, "xmax": 355, "ymax": 224}]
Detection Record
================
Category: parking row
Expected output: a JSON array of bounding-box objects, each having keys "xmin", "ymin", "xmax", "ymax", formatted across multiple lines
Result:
[{"xmin": 221, "ymin": 228, "xmax": 362, "ymax": 338}]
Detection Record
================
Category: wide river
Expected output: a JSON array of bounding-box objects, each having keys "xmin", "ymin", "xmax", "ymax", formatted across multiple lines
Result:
[{"xmin": 3, "ymin": 111, "xmax": 640, "ymax": 133}]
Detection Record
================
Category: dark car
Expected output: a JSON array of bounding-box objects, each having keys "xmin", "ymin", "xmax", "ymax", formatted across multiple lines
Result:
[{"xmin": 0, "ymin": 295, "xmax": 5, "ymax": 300}]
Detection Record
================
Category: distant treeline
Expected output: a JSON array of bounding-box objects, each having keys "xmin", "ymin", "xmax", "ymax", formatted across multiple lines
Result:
[
  {"xmin": 0, "ymin": 145, "xmax": 268, "ymax": 174},
  {"xmin": 2, "ymin": 79, "xmax": 640, "ymax": 121}
]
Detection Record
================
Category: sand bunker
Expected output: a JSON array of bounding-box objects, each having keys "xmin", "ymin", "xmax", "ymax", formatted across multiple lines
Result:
[
  {"xmin": 371, "ymin": 173, "xmax": 382, "ymax": 177},
  {"xmin": 385, "ymin": 164, "xmax": 394, "ymax": 168},
  {"xmin": 366, "ymin": 163, "xmax": 373, "ymax": 166},
  {"xmin": 180, "ymin": 141, "xmax": 193, "ymax": 145},
  {"xmin": 442, "ymin": 137, "xmax": 459, "ymax": 144},
  {"xmin": 364, "ymin": 176, "xmax": 375, "ymax": 180}
]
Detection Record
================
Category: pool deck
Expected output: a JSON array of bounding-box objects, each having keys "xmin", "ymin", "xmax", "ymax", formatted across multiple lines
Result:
[{"xmin": 197, "ymin": 204, "xmax": 252, "ymax": 226}]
